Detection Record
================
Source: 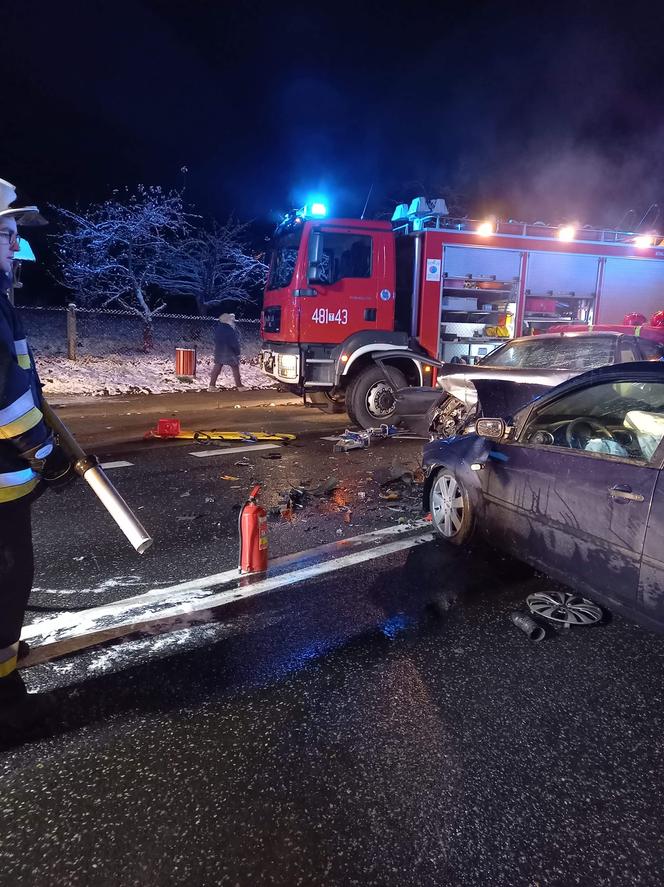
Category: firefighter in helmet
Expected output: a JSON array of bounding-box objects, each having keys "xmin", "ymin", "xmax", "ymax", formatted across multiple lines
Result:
[{"xmin": 0, "ymin": 178, "xmax": 74, "ymax": 733}]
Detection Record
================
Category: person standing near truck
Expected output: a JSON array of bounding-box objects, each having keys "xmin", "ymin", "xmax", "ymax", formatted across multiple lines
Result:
[{"xmin": 208, "ymin": 313, "xmax": 246, "ymax": 391}]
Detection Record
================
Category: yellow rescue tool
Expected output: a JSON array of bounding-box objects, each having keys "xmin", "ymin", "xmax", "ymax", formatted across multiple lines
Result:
[{"xmin": 144, "ymin": 418, "xmax": 295, "ymax": 443}]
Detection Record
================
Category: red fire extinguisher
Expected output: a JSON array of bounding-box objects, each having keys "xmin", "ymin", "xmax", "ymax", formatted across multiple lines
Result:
[{"xmin": 239, "ymin": 484, "xmax": 268, "ymax": 574}]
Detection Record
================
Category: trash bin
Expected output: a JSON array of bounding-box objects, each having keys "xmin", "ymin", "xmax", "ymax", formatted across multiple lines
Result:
[{"xmin": 175, "ymin": 347, "xmax": 197, "ymax": 378}]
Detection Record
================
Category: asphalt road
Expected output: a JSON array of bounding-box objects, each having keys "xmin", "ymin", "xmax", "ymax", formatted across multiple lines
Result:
[{"xmin": 1, "ymin": 396, "xmax": 664, "ymax": 886}]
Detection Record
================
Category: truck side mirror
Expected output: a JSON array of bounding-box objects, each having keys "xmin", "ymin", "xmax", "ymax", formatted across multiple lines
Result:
[{"xmin": 307, "ymin": 231, "xmax": 324, "ymax": 283}]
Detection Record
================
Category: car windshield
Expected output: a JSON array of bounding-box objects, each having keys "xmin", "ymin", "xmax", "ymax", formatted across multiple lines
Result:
[
  {"xmin": 267, "ymin": 229, "xmax": 303, "ymax": 291},
  {"xmin": 483, "ymin": 336, "xmax": 615, "ymax": 371}
]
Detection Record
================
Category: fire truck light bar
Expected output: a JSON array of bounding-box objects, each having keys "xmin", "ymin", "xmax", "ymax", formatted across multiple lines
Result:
[{"xmin": 307, "ymin": 202, "xmax": 327, "ymax": 217}]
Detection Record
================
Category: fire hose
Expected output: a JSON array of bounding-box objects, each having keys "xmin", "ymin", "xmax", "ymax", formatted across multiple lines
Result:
[{"xmin": 41, "ymin": 399, "xmax": 153, "ymax": 554}]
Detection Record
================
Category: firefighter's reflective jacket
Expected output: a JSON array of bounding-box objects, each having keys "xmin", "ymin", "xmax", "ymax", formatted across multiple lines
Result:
[{"xmin": 0, "ymin": 294, "xmax": 52, "ymax": 503}]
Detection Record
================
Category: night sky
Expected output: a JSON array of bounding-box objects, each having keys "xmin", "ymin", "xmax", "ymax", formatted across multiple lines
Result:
[{"xmin": 3, "ymin": 1, "xmax": 664, "ymax": 230}]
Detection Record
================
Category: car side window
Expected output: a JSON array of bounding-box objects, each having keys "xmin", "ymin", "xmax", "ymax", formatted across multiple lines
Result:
[{"xmin": 520, "ymin": 379, "xmax": 664, "ymax": 463}]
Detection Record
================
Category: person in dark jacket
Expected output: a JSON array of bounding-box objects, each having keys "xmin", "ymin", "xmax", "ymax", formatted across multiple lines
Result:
[
  {"xmin": 208, "ymin": 313, "xmax": 246, "ymax": 391},
  {"xmin": 0, "ymin": 178, "xmax": 73, "ymax": 733}
]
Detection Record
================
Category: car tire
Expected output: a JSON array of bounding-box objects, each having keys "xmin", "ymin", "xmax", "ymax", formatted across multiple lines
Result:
[
  {"xmin": 308, "ymin": 391, "xmax": 346, "ymax": 414},
  {"xmin": 347, "ymin": 365, "xmax": 407, "ymax": 429},
  {"xmin": 429, "ymin": 467, "xmax": 475, "ymax": 546}
]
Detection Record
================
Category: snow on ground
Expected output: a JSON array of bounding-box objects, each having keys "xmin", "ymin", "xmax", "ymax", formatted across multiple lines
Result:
[
  {"xmin": 38, "ymin": 353, "xmax": 276, "ymax": 396},
  {"xmin": 19, "ymin": 308, "xmax": 273, "ymax": 396}
]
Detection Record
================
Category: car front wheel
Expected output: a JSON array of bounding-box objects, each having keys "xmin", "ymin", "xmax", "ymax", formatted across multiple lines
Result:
[{"xmin": 429, "ymin": 469, "xmax": 474, "ymax": 545}]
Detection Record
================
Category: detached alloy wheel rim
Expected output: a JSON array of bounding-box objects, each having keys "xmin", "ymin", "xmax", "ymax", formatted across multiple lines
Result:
[
  {"xmin": 526, "ymin": 591, "xmax": 603, "ymax": 627},
  {"xmin": 365, "ymin": 381, "xmax": 395, "ymax": 418},
  {"xmin": 431, "ymin": 472, "xmax": 464, "ymax": 538}
]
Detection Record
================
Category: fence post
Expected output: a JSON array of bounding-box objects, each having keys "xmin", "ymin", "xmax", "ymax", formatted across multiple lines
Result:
[{"xmin": 66, "ymin": 303, "xmax": 77, "ymax": 361}]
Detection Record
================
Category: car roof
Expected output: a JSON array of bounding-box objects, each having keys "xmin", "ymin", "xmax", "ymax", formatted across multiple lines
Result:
[
  {"xmin": 526, "ymin": 360, "xmax": 664, "ymax": 406},
  {"xmin": 508, "ymin": 331, "xmax": 623, "ymax": 344}
]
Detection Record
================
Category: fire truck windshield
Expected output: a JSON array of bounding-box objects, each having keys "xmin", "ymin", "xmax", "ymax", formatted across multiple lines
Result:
[{"xmin": 267, "ymin": 229, "xmax": 303, "ymax": 291}]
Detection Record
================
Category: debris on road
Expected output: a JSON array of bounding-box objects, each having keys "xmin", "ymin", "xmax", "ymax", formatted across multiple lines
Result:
[
  {"xmin": 510, "ymin": 610, "xmax": 546, "ymax": 642},
  {"xmin": 333, "ymin": 424, "xmax": 399, "ymax": 453},
  {"xmin": 220, "ymin": 474, "xmax": 240, "ymax": 482},
  {"xmin": 270, "ymin": 476, "xmax": 347, "ymax": 524},
  {"xmin": 261, "ymin": 452, "xmax": 282, "ymax": 460}
]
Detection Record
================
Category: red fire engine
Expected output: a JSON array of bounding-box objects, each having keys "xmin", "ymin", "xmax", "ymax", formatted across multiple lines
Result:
[{"xmin": 259, "ymin": 197, "xmax": 664, "ymax": 428}]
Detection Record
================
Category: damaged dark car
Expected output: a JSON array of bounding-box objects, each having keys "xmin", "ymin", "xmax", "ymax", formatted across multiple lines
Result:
[
  {"xmin": 395, "ymin": 331, "xmax": 664, "ymax": 439},
  {"xmin": 422, "ymin": 362, "xmax": 664, "ymax": 632}
]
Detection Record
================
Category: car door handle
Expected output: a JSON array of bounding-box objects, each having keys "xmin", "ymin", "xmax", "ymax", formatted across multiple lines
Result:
[{"xmin": 609, "ymin": 484, "xmax": 645, "ymax": 502}]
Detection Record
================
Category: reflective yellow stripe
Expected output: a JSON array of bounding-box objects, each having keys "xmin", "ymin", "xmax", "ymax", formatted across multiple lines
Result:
[
  {"xmin": 13, "ymin": 340, "xmax": 31, "ymax": 369},
  {"xmin": 0, "ymin": 643, "xmax": 19, "ymax": 678},
  {"xmin": 0, "ymin": 476, "xmax": 39, "ymax": 503},
  {"xmin": 0, "ymin": 405, "xmax": 43, "ymax": 439},
  {"xmin": 0, "ymin": 390, "xmax": 36, "ymax": 428},
  {"xmin": 0, "ymin": 658, "xmax": 17, "ymax": 678}
]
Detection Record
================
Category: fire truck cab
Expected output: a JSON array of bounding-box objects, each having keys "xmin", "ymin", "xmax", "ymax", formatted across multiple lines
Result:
[{"xmin": 259, "ymin": 198, "xmax": 664, "ymax": 428}]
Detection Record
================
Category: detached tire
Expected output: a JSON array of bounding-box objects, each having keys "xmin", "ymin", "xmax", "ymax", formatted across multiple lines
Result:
[
  {"xmin": 347, "ymin": 365, "xmax": 407, "ymax": 429},
  {"xmin": 429, "ymin": 468, "xmax": 474, "ymax": 546}
]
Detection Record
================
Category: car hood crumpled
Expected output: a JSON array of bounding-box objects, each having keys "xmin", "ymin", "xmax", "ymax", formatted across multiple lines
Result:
[{"xmin": 440, "ymin": 365, "xmax": 576, "ymax": 418}]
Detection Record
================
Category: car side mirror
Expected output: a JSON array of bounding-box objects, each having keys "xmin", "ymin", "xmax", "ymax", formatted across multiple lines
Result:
[
  {"xmin": 307, "ymin": 231, "xmax": 324, "ymax": 283},
  {"xmin": 475, "ymin": 418, "xmax": 506, "ymax": 439}
]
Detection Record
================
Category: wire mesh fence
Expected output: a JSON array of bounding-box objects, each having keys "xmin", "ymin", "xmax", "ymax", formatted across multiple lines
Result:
[{"xmin": 16, "ymin": 306, "xmax": 262, "ymax": 363}]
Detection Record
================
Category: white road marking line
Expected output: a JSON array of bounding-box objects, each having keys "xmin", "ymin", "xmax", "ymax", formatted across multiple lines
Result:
[
  {"xmin": 190, "ymin": 443, "xmax": 280, "ymax": 458},
  {"xmin": 99, "ymin": 461, "xmax": 134, "ymax": 470},
  {"xmin": 107, "ymin": 518, "xmax": 432, "ymax": 608},
  {"xmin": 23, "ymin": 530, "xmax": 435, "ymax": 646},
  {"xmin": 21, "ymin": 520, "xmax": 431, "ymax": 640}
]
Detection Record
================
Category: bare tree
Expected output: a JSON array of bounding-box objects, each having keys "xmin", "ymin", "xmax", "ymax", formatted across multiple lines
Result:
[
  {"xmin": 52, "ymin": 185, "xmax": 191, "ymax": 350},
  {"xmin": 156, "ymin": 218, "xmax": 268, "ymax": 314}
]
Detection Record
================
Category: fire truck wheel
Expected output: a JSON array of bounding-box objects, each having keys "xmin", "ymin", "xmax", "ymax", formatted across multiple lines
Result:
[
  {"xmin": 347, "ymin": 365, "xmax": 407, "ymax": 429},
  {"xmin": 308, "ymin": 391, "xmax": 346, "ymax": 414}
]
